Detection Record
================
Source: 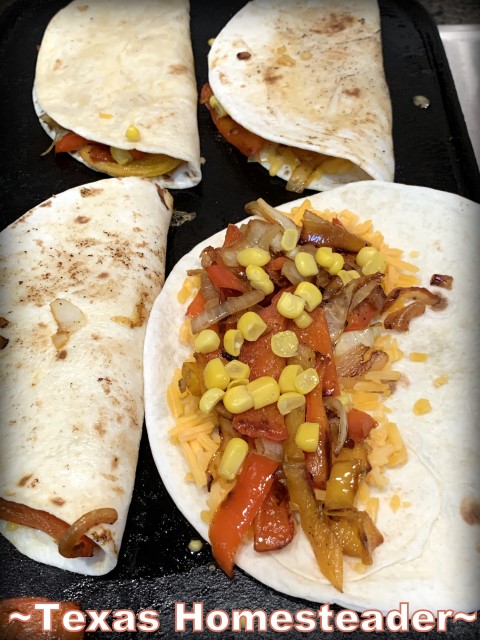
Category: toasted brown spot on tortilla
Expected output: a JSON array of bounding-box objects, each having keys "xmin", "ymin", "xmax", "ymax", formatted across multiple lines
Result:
[
  {"xmin": 98, "ymin": 272, "xmax": 109, "ymax": 279},
  {"xmin": 0, "ymin": 336, "xmax": 9, "ymax": 350},
  {"xmin": 101, "ymin": 473, "xmax": 117, "ymax": 482},
  {"xmin": 310, "ymin": 12, "xmax": 356, "ymax": 35},
  {"xmin": 461, "ymin": 496, "xmax": 480, "ymax": 526},
  {"xmin": 50, "ymin": 496, "xmax": 65, "ymax": 506},
  {"xmin": 94, "ymin": 421, "xmax": 106, "ymax": 437},
  {"xmin": 169, "ymin": 63, "xmax": 188, "ymax": 75},
  {"xmin": 18, "ymin": 474, "xmax": 33, "ymax": 487},
  {"xmin": 111, "ymin": 300, "xmax": 147, "ymax": 328},
  {"xmin": 77, "ymin": 3, "xmax": 88, "ymax": 10},
  {"xmin": 264, "ymin": 67, "xmax": 283, "ymax": 84},
  {"xmin": 344, "ymin": 88, "xmax": 361, "ymax": 97},
  {"xmin": 91, "ymin": 527, "xmax": 113, "ymax": 545},
  {"xmin": 35, "ymin": 239, "xmax": 44, "ymax": 247},
  {"xmin": 218, "ymin": 71, "xmax": 230, "ymax": 85},
  {"xmin": 56, "ymin": 349, "xmax": 67, "ymax": 360},
  {"xmin": 75, "ymin": 215, "xmax": 90, "ymax": 224},
  {"xmin": 91, "ymin": 333, "xmax": 101, "ymax": 341},
  {"xmin": 0, "ymin": 318, "xmax": 9, "ymax": 329},
  {"xmin": 39, "ymin": 200, "xmax": 52, "ymax": 208},
  {"xmin": 111, "ymin": 456, "xmax": 119, "ymax": 469},
  {"xmin": 53, "ymin": 58, "xmax": 63, "ymax": 70},
  {"xmin": 237, "ymin": 51, "xmax": 251, "ymax": 60},
  {"xmin": 133, "ymin": 227, "xmax": 142, "ymax": 233},
  {"xmin": 80, "ymin": 187, "xmax": 103, "ymax": 197}
]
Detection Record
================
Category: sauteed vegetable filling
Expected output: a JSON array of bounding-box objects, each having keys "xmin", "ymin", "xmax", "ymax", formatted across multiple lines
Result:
[{"xmin": 168, "ymin": 198, "xmax": 448, "ymax": 591}]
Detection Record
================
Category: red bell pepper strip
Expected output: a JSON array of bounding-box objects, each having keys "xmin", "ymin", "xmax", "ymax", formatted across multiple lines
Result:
[
  {"xmin": 206, "ymin": 264, "xmax": 247, "ymax": 293},
  {"xmin": 345, "ymin": 300, "xmax": 375, "ymax": 332},
  {"xmin": 253, "ymin": 479, "xmax": 294, "ymax": 552},
  {"xmin": 222, "ymin": 224, "xmax": 244, "ymax": 249},
  {"xmin": 209, "ymin": 453, "xmax": 279, "ymax": 576},
  {"xmin": 185, "ymin": 290, "xmax": 206, "ymax": 318},
  {"xmin": 293, "ymin": 306, "xmax": 340, "ymax": 397},
  {"xmin": 55, "ymin": 132, "xmax": 90, "ymax": 153},
  {"xmin": 200, "ymin": 83, "xmax": 264, "ymax": 158},
  {"xmin": 232, "ymin": 404, "xmax": 288, "ymax": 442},
  {"xmin": 347, "ymin": 408, "xmax": 377, "ymax": 443}
]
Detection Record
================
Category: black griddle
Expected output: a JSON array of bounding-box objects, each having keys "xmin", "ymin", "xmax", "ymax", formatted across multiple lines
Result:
[{"xmin": 0, "ymin": 1, "xmax": 478, "ymax": 638}]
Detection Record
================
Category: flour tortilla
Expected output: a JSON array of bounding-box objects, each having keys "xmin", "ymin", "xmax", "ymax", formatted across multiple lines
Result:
[
  {"xmin": 144, "ymin": 182, "xmax": 479, "ymax": 612},
  {"xmin": 0, "ymin": 177, "xmax": 172, "ymax": 575},
  {"xmin": 208, "ymin": 0, "xmax": 393, "ymax": 190},
  {"xmin": 34, "ymin": 0, "xmax": 201, "ymax": 188}
]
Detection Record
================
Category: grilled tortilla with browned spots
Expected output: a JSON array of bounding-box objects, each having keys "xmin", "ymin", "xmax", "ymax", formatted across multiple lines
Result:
[{"xmin": 0, "ymin": 177, "xmax": 172, "ymax": 575}]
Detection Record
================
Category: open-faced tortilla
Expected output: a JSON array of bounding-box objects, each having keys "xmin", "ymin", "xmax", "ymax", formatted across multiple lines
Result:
[
  {"xmin": 144, "ymin": 182, "xmax": 479, "ymax": 612},
  {"xmin": 34, "ymin": 0, "xmax": 201, "ymax": 188},
  {"xmin": 205, "ymin": 0, "xmax": 393, "ymax": 192},
  {"xmin": 0, "ymin": 177, "xmax": 173, "ymax": 575}
]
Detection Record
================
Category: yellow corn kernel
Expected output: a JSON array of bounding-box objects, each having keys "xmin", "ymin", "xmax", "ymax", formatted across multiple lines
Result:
[
  {"xmin": 223, "ymin": 385, "xmax": 254, "ymax": 414},
  {"xmin": 356, "ymin": 246, "xmax": 378, "ymax": 268},
  {"xmin": 362, "ymin": 252, "xmax": 386, "ymax": 276},
  {"xmin": 247, "ymin": 376, "xmax": 280, "ymax": 409},
  {"xmin": 207, "ymin": 37, "xmax": 215, "ymax": 46},
  {"xmin": 281, "ymin": 228, "xmax": 300, "ymax": 252},
  {"xmin": 277, "ymin": 392, "xmax": 306, "ymax": 415},
  {"xmin": 315, "ymin": 246, "xmax": 334, "ymax": 268},
  {"xmin": 223, "ymin": 329, "xmax": 244, "ymax": 357},
  {"xmin": 271, "ymin": 330, "xmax": 299, "ymax": 357},
  {"xmin": 125, "ymin": 124, "xmax": 141, "ymax": 142},
  {"xmin": 413, "ymin": 398, "xmax": 432, "ymax": 415},
  {"xmin": 276, "ymin": 291, "xmax": 305, "ymax": 319},
  {"xmin": 409, "ymin": 352, "xmax": 428, "ymax": 362},
  {"xmin": 295, "ymin": 422, "xmax": 320, "ymax": 452},
  {"xmin": 194, "ymin": 329, "xmax": 220, "ymax": 354},
  {"xmin": 294, "ymin": 252, "xmax": 318, "ymax": 278},
  {"xmin": 225, "ymin": 359, "xmax": 250, "ymax": 380},
  {"xmin": 246, "ymin": 264, "xmax": 274, "ymax": 295},
  {"xmin": 218, "ymin": 437, "xmax": 249, "ymax": 480},
  {"xmin": 278, "ymin": 364, "xmax": 304, "ymax": 393},
  {"xmin": 203, "ymin": 358, "xmax": 230, "ymax": 390},
  {"xmin": 227, "ymin": 378, "xmax": 249, "ymax": 389},
  {"xmin": 237, "ymin": 247, "xmax": 271, "ymax": 267},
  {"xmin": 294, "ymin": 281, "xmax": 322, "ymax": 312},
  {"xmin": 295, "ymin": 367, "xmax": 320, "ymax": 394},
  {"xmin": 237, "ymin": 311, "xmax": 267, "ymax": 341},
  {"xmin": 199, "ymin": 388, "xmax": 225, "ymax": 414},
  {"xmin": 294, "ymin": 310, "xmax": 313, "ymax": 329},
  {"xmin": 338, "ymin": 269, "xmax": 361, "ymax": 286},
  {"xmin": 328, "ymin": 253, "xmax": 345, "ymax": 275}
]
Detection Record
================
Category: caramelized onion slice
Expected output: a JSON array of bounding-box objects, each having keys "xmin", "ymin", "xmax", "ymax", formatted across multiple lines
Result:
[
  {"xmin": 300, "ymin": 210, "xmax": 368, "ymax": 252},
  {"xmin": 0, "ymin": 497, "xmax": 96, "ymax": 558},
  {"xmin": 336, "ymin": 344, "xmax": 389, "ymax": 378},
  {"xmin": 58, "ymin": 508, "xmax": 118, "ymax": 559},
  {"xmin": 190, "ymin": 290, "xmax": 265, "ymax": 333},
  {"xmin": 430, "ymin": 273, "xmax": 453, "ymax": 290},
  {"xmin": 245, "ymin": 198, "xmax": 298, "ymax": 231},
  {"xmin": 383, "ymin": 286, "xmax": 447, "ymax": 312},
  {"xmin": 384, "ymin": 301, "xmax": 426, "ymax": 332}
]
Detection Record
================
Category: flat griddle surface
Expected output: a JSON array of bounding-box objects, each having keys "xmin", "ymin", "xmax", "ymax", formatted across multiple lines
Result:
[{"xmin": 0, "ymin": 1, "xmax": 478, "ymax": 638}]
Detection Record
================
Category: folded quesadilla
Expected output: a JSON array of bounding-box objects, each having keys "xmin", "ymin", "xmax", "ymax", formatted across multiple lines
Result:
[
  {"xmin": 204, "ymin": 0, "xmax": 394, "ymax": 192},
  {"xmin": 144, "ymin": 182, "xmax": 479, "ymax": 612},
  {"xmin": 0, "ymin": 177, "xmax": 172, "ymax": 575},
  {"xmin": 34, "ymin": 0, "xmax": 201, "ymax": 188}
]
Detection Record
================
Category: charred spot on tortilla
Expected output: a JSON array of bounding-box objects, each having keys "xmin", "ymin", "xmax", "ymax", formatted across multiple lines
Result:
[
  {"xmin": 461, "ymin": 496, "xmax": 480, "ymax": 526},
  {"xmin": 0, "ymin": 336, "xmax": 9, "ymax": 350},
  {"xmin": 39, "ymin": 200, "xmax": 52, "ymax": 208},
  {"xmin": 237, "ymin": 51, "xmax": 251, "ymax": 60},
  {"xmin": 310, "ymin": 12, "xmax": 356, "ymax": 35},
  {"xmin": 98, "ymin": 272, "xmax": 109, "ymax": 279},
  {"xmin": 56, "ymin": 349, "xmax": 68, "ymax": 360},
  {"xmin": 264, "ymin": 68, "xmax": 283, "ymax": 84},
  {"xmin": 17, "ymin": 474, "xmax": 33, "ymax": 488},
  {"xmin": 75, "ymin": 215, "xmax": 90, "ymax": 224},
  {"xmin": 80, "ymin": 187, "xmax": 103, "ymax": 198},
  {"xmin": 0, "ymin": 318, "xmax": 9, "ymax": 329},
  {"xmin": 169, "ymin": 64, "xmax": 188, "ymax": 75},
  {"xmin": 344, "ymin": 88, "xmax": 361, "ymax": 98}
]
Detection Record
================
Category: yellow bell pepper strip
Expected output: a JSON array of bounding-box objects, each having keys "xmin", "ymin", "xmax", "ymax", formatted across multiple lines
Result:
[
  {"xmin": 284, "ymin": 461, "xmax": 343, "ymax": 591},
  {"xmin": 78, "ymin": 145, "xmax": 182, "ymax": 178},
  {"xmin": 304, "ymin": 357, "xmax": 331, "ymax": 489},
  {"xmin": 253, "ymin": 479, "xmax": 294, "ymax": 552},
  {"xmin": 324, "ymin": 444, "xmax": 370, "ymax": 510},
  {"xmin": 209, "ymin": 453, "xmax": 279, "ymax": 577},
  {"xmin": 330, "ymin": 511, "xmax": 384, "ymax": 565}
]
